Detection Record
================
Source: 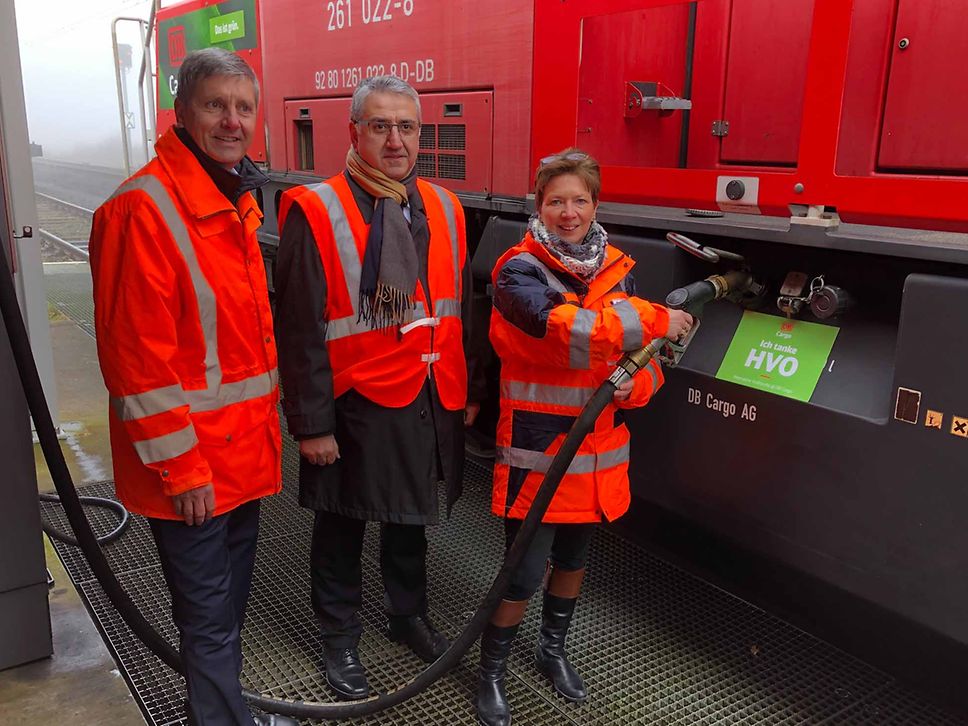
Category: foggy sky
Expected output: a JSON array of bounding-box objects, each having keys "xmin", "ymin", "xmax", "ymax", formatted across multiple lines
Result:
[{"xmin": 14, "ymin": 0, "xmax": 177, "ymax": 167}]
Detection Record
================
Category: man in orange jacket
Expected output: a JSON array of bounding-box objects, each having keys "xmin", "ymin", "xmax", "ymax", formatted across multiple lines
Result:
[
  {"xmin": 89, "ymin": 49, "xmax": 292, "ymax": 726},
  {"xmin": 274, "ymin": 75, "xmax": 483, "ymax": 700}
]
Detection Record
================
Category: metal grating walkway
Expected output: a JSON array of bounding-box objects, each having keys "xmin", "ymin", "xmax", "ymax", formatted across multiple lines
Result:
[
  {"xmin": 41, "ymin": 265, "xmax": 966, "ymax": 725},
  {"xmin": 43, "ymin": 454, "xmax": 966, "ymax": 726}
]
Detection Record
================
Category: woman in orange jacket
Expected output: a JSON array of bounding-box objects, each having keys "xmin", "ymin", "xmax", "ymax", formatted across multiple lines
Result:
[{"xmin": 477, "ymin": 149, "xmax": 693, "ymax": 726}]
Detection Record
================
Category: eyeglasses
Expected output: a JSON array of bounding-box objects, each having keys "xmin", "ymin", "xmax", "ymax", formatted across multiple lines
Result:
[
  {"xmin": 355, "ymin": 118, "xmax": 421, "ymax": 138},
  {"xmin": 539, "ymin": 151, "xmax": 589, "ymax": 167}
]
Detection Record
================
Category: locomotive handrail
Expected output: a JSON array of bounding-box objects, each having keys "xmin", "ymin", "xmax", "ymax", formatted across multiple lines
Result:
[
  {"xmin": 111, "ymin": 16, "xmax": 150, "ymax": 177},
  {"xmin": 137, "ymin": 1, "xmax": 159, "ymax": 159}
]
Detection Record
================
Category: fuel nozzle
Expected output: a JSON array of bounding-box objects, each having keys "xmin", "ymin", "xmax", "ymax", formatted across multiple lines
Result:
[
  {"xmin": 610, "ymin": 259, "xmax": 753, "ymax": 383},
  {"xmin": 655, "ymin": 269, "xmax": 753, "ymax": 366},
  {"xmin": 665, "ymin": 268, "xmax": 754, "ymax": 317},
  {"xmin": 655, "ymin": 234, "xmax": 760, "ymax": 367}
]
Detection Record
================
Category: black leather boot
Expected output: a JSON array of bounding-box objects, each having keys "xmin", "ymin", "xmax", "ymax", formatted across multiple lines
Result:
[
  {"xmin": 535, "ymin": 592, "xmax": 587, "ymax": 703},
  {"xmin": 324, "ymin": 646, "xmax": 370, "ymax": 700},
  {"xmin": 476, "ymin": 621, "xmax": 520, "ymax": 726}
]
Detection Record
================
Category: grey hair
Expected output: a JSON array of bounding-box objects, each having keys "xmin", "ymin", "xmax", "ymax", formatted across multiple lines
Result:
[
  {"xmin": 176, "ymin": 48, "xmax": 260, "ymax": 106},
  {"xmin": 350, "ymin": 75, "xmax": 421, "ymax": 122}
]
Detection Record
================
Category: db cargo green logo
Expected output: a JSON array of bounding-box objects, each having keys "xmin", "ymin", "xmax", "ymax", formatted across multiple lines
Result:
[
  {"xmin": 715, "ymin": 311, "xmax": 838, "ymax": 402},
  {"xmin": 210, "ymin": 10, "xmax": 245, "ymax": 43}
]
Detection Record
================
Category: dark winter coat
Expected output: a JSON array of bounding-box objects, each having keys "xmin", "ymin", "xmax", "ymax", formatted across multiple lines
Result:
[{"xmin": 274, "ymin": 173, "xmax": 484, "ymax": 524}]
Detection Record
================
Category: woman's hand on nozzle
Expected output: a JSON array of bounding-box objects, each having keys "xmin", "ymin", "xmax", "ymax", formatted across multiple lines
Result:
[{"xmin": 667, "ymin": 310, "xmax": 694, "ymax": 341}]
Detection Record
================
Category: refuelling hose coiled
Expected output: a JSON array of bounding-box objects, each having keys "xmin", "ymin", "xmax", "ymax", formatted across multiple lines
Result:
[{"xmin": 40, "ymin": 492, "xmax": 130, "ymax": 546}]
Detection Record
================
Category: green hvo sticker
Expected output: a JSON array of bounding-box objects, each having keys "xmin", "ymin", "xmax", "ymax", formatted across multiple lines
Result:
[
  {"xmin": 210, "ymin": 10, "xmax": 245, "ymax": 44},
  {"xmin": 715, "ymin": 311, "xmax": 839, "ymax": 402}
]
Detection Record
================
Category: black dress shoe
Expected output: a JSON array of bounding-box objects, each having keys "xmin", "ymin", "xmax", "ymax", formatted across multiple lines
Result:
[
  {"xmin": 252, "ymin": 713, "xmax": 300, "ymax": 726},
  {"xmin": 387, "ymin": 614, "xmax": 450, "ymax": 663},
  {"xmin": 324, "ymin": 646, "xmax": 370, "ymax": 700}
]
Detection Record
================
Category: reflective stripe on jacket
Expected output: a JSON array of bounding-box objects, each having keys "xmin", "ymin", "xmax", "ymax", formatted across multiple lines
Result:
[
  {"xmin": 489, "ymin": 234, "xmax": 670, "ymax": 524},
  {"xmin": 89, "ymin": 128, "xmax": 281, "ymax": 519},
  {"xmin": 277, "ymin": 174, "xmax": 468, "ymax": 410}
]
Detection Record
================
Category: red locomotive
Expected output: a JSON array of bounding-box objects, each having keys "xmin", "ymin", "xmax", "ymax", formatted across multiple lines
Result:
[
  {"xmin": 156, "ymin": 0, "xmax": 968, "ymax": 230},
  {"xmin": 155, "ymin": 0, "xmax": 968, "ymax": 701}
]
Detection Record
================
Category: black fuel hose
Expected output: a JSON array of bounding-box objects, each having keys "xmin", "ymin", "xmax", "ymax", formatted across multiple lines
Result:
[
  {"xmin": 0, "ymin": 247, "xmax": 182, "ymax": 674},
  {"xmin": 2, "ymin": 240, "xmax": 669, "ymax": 719},
  {"xmin": 39, "ymin": 492, "xmax": 130, "ymax": 546},
  {"xmin": 245, "ymin": 380, "xmax": 621, "ymax": 719}
]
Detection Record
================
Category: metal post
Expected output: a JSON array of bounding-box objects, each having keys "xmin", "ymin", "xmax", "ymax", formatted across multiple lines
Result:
[
  {"xmin": 112, "ymin": 19, "xmax": 132, "ymax": 176},
  {"xmin": 0, "ymin": 0, "xmax": 59, "ymax": 432},
  {"xmin": 0, "ymin": 0, "xmax": 54, "ymax": 669},
  {"xmin": 120, "ymin": 49, "xmax": 133, "ymax": 165},
  {"xmin": 112, "ymin": 17, "xmax": 149, "ymax": 176}
]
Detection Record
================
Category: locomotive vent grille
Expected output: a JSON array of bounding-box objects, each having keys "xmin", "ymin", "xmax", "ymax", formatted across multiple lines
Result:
[
  {"xmin": 418, "ymin": 115, "xmax": 466, "ymax": 181},
  {"xmin": 416, "ymin": 153, "xmax": 437, "ymax": 178},
  {"xmin": 419, "ymin": 124, "xmax": 436, "ymax": 150},
  {"xmin": 437, "ymin": 124, "xmax": 466, "ymax": 150},
  {"xmin": 437, "ymin": 154, "xmax": 466, "ymax": 180}
]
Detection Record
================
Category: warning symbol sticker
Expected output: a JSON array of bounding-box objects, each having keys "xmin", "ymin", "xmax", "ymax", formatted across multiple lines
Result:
[
  {"xmin": 925, "ymin": 410, "xmax": 944, "ymax": 429},
  {"xmin": 951, "ymin": 416, "xmax": 968, "ymax": 438}
]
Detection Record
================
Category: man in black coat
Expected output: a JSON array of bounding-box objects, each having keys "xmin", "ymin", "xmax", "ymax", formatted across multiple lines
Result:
[{"xmin": 274, "ymin": 75, "xmax": 484, "ymax": 700}]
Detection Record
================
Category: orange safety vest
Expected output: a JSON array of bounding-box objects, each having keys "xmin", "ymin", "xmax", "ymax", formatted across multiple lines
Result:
[
  {"xmin": 89, "ymin": 128, "xmax": 281, "ymax": 520},
  {"xmin": 277, "ymin": 174, "xmax": 467, "ymax": 410},
  {"xmin": 490, "ymin": 235, "xmax": 669, "ymax": 524}
]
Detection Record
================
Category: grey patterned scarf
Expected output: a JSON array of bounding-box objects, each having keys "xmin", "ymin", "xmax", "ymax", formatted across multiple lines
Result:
[{"xmin": 528, "ymin": 214, "xmax": 608, "ymax": 281}]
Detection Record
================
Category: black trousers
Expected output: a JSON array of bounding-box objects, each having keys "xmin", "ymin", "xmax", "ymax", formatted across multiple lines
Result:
[
  {"xmin": 149, "ymin": 499, "xmax": 260, "ymax": 726},
  {"xmin": 310, "ymin": 509, "xmax": 428, "ymax": 648},
  {"xmin": 503, "ymin": 519, "xmax": 596, "ymax": 601}
]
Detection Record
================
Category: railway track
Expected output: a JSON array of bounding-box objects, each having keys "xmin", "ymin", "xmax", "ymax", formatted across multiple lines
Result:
[
  {"xmin": 31, "ymin": 157, "xmax": 126, "ymax": 210},
  {"xmin": 35, "ymin": 192, "xmax": 94, "ymax": 262}
]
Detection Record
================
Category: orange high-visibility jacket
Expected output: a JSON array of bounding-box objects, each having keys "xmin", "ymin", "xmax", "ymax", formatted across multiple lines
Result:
[
  {"xmin": 277, "ymin": 174, "xmax": 468, "ymax": 410},
  {"xmin": 490, "ymin": 234, "xmax": 670, "ymax": 524},
  {"xmin": 89, "ymin": 128, "xmax": 282, "ymax": 520}
]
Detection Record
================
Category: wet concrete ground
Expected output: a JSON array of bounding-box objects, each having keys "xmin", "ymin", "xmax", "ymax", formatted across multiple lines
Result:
[{"xmin": 0, "ymin": 537, "xmax": 144, "ymax": 725}]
